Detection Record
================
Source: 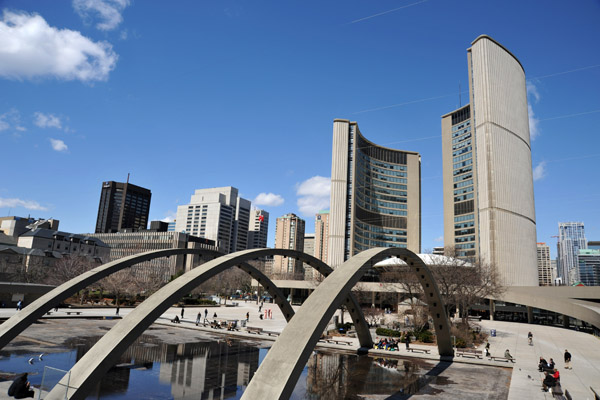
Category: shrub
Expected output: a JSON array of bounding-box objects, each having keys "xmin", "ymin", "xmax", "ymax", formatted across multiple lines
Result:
[
  {"xmin": 418, "ymin": 330, "xmax": 434, "ymax": 343},
  {"xmin": 375, "ymin": 328, "xmax": 402, "ymax": 337}
]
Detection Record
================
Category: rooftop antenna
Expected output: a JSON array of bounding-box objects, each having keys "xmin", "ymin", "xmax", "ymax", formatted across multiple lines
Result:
[
  {"xmin": 459, "ymin": 81, "xmax": 462, "ymax": 107},
  {"xmin": 126, "ymin": 172, "xmax": 130, "ymax": 184}
]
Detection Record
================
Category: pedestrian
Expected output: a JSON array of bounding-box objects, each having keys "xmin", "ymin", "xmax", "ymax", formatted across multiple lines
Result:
[
  {"xmin": 485, "ymin": 341, "xmax": 490, "ymax": 357},
  {"xmin": 246, "ymin": 312, "xmax": 250, "ymax": 322},
  {"xmin": 16, "ymin": 300, "xmax": 22, "ymax": 311},
  {"xmin": 116, "ymin": 306, "xmax": 120, "ymax": 315},
  {"xmin": 564, "ymin": 349, "xmax": 572, "ymax": 369},
  {"xmin": 204, "ymin": 308, "xmax": 209, "ymax": 325},
  {"xmin": 405, "ymin": 333, "xmax": 410, "ymax": 350},
  {"xmin": 258, "ymin": 304, "xmax": 262, "ymax": 313},
  {"xmin": 268, "ymin": 309, "xmax": 272, "ymax": 319},
  {"xmin": 196, "ymin": 312, "xmax": 201, "ymax": 326},
  {"xmin": 7, "ymin": 373, "xmax": 34, "ymax": 399},
  {"xmin": 54, "ymin": 305, "xmax": 58, "ymax": 312},
  {"xmin": 180, "ymin": 306, "xmax": 184, "ymax": 319},
  {"xmin": 528, "ymin": 331, "xmax": 533, "ymax": 345}
]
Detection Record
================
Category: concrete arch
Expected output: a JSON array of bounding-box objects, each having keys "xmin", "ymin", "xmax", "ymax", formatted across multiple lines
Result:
[
  {"xmin": 242, "ymin": 247, "xmax": 453, "ymax": 400},
  {"xmin": 45, "ymin": 248, "xmax": 372, "ymax": 400},
  {"xmin": 0, "ymin": 248, "xmax": 293, "ymax": 351}
]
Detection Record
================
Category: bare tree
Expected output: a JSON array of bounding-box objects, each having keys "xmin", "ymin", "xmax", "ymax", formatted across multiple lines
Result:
[{"xmin": 100, "ymin": 270, "xmax": 137, "ymax": 307}]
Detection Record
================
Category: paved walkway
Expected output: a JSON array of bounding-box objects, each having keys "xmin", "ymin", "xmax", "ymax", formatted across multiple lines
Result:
[{"xmin": 2, "ymin": 304, "xmax": 600, "ymax": 399}]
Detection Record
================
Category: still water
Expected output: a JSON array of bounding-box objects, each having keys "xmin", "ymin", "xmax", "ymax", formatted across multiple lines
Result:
[{"xmin": 0, "ymin": 329, "xmax": 436, "ymax": 399}]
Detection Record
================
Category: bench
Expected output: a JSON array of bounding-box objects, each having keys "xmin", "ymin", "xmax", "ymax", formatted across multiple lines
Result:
[
  {"xmin": 456, "ymin": 349, "xmax": 483, "ymax": 359},
  {"xmin": 247, "ymin": 327, "xmax": 263, "ymax": 334},
  {"xmin": 408, "ymin": 348, "xmax": 431, "ymax": 354},
  {"xmin": 489, "ymin": 356, "xmax": 515, "ymax": 363},
  {"xmin": 264, "ymin": 330, "xmax": 280, "ymax": 337},
  {"xmin": 66, "ymin": 311, "xmax": 81, "ymax": 315},
  {"xmin": 325, "ymin": 338, "xmax": 353, "ymax": 346},
  {"xmin": 550, "ymin": 384, "xmax": 563, "ymax": 396},
  {"xmin": 468, "ymin": 316, "xmax": 482, "ymax": 321}
]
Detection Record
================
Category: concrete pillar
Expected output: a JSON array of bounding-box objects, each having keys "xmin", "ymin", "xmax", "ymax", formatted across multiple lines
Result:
[
  {"xmin": 527, "ymin": 306, "xmax": 533, "ymax": 324},
  {"xmin": 289, "ymin": 288, "xmax": 294, "ymax": 305},
  {"xmin": 488, "ymin": 299, "xmax": 494, "ymax": 321},
  {"xmin": 562, "ymin": 314, "xmax": 569, "ymax": 328},
  {"xmin": 371, "ymin": 291, "xmax": 375, "ymax": 308}
]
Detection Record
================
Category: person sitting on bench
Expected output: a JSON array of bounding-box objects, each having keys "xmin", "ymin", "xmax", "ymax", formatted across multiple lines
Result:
[
  {"xmin": 171, "ymin": 315, "xmax": 180, "ymax": 323},
  {"xmin": 542, "ymin": 371, "xmax": 556, "ymax": 392},
  {"xmin": 538, "ymin": 357, "xmax": 548, "ymax": 372},
  {"xmin": 552, "ymin": 369, "xmax": 560, "ymax": 383},
  {"xmin": 504, "ymin": 349, "xmax": 513, "ymax": 361}
]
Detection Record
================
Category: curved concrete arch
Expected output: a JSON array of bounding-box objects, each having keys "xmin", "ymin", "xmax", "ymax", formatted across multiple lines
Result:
[
  {"xmin": 45, "ymin": 248, "xmax": 372, "ymax": 400},
  {"xmin": 242, "ymin": 247, "xmax": 453, "ymax": 400},
  {"xmin": 0, "ymin": 248, "xmax": 293, "ymax": 351}
]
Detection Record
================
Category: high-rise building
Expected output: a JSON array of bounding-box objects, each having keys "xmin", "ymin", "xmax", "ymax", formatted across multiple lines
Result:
[
  {"xmin": 588, "ymin": 241, "xmax": 600, "ymax": 250},
  {"xmin": 442, "ymin": 35, "xmax": 538, "ymax": 286},
  {"xmin": 328, "ymin": 119, "xmax": 421, "ymax": 268},
  {"xmin": 557, "ymin": 222, "xmax": 587, "ymax": 285},
  {"xmin": 314, "ymin": 210, "xmax": 329, "ymax": 264},
  {"xmin": 95, "ymin": 181, "xmax": 151, "ymax": 233},
  {"xmin": 303, "ymin": 233, "xmax": 315, "ymax": 280},
  {"xmin": 274, "ymin": 213, "xmax": 305, "ymax": 277},
  {"xmin": 174, "ymin": 187, "xmax": 251, "ymax": 253},
  {"xmin": 247, "ymin": 208, "xmax": 269, "ymax": 249},
  {"xmin": 536, "ymin": 243, "xmax": 552, "ymax": 286},
  {"xmin": 577, "ymin": 249, "xmax": 600, "ymax": 286}
]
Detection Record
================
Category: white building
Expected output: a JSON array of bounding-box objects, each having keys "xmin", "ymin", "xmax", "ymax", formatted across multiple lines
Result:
[
  {"xmin": 557, "ymin": 222, "xmax": 587, "ymax": 285},
  {"xmin": 175, "ymin": 187, "xmax": 251, "ymax": 254},
  {"xmin": 536, "ymin": 242, "xmax": 552, "ymax": 286},
  {"xmin": 247, "ymin": 208, "xmax": 269, "ymax": 249}
]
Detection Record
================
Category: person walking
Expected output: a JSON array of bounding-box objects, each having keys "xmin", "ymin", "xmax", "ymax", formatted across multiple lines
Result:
[
  {"xmin": 196, "ymin": 312, "xmax": 202, "ymax": 326},
  {"xmin": 204, "ymin": 308, "xmax": 209, "ymax": 325},
  {"xmin": 405, "ymin": 333, "xmax": 410, "ymax": 350},
  {"xmin": 528, "ymin": 331, "xmax": 533, "ymax": 345},
  {"xmin": 116, "ymin": 305, "xmax": 120, "ymax": 315},
  {"xmin": 246, "ymin": 312, "xmax": 250, "ymax": 322},
  {"xmin": 564, "ymin": 349, "xmax": 572, "ymax": 369},
  {"xmin": 16, "ymin": 300, "xmax": 22, "ymax": 311},
  {"xmin": 180, "ymin": 306, "xmax": 184, "ymax": 319},
  {"xmin": 485, "ymin": 341, "xmax": 491, "ymax": 357}
]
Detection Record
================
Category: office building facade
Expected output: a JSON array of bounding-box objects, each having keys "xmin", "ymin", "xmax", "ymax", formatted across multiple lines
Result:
[
  {"xmin": 328, "ymin": 119, "xmax": 421, "ymax": 268},
  {"xmin": 577, "ymin": 249, "xmax": 600, "ymax": 286},
  {"xmin": 537, "ymin": 242, "xmax": 552, "ymax": 286},
  {"xmin": 442, "ymin": 35, "xmax": 538, "ymax": 286},
  {"xmin": 314, "ymin": 210, "xmax": 330, "ymax": 265},
  {"xmin": 274, "ymin": 213, "xmax": 305, "ymax": 277},
  {"xmin": 557, "ymin": 222, "xmax": 587, "ymax": 285},
  {"xmin": 247, "ymin": 208, "xmax": 269, "ymax": 249},
  {"xmin": 174, "ymin": 187, "xmax": 251, "ymax": 253},
  {"xmin": 95, "ymin": 181, "xmax": 151, "ymax": 233}
]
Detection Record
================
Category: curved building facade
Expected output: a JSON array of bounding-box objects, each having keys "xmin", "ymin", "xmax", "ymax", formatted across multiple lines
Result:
[
  {"xmin": 442, "ymin": 35, "xmax": 538, "ymax": 286},
  {"xmin": 329, "ymin": 120, "xmax": 421, "ymax": 268}
]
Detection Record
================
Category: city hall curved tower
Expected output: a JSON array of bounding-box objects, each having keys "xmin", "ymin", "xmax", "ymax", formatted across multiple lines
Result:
[
  {"xmin": 442, "ymin": 35, "xmax": 538, "ymax": 286},
  {"xmin": 329, "ymin": 119, "xmax": 421, "ymax": 268}
]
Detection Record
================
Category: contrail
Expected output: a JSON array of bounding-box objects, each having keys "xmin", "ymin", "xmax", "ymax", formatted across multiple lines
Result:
[
  {"xmin": 348, "ymin": 0, "xmax": 428, "ymax": 24},
  {"xmin": 539, "ymin": 109, "xmax": 600, "ymax": 122},
  {"xmin": 530, "ymin": 64, "xmax": 600, "ymax": 80},
  {"xmin": 352, "ymin": 92, "xmax": 463, "ymax": 114}
]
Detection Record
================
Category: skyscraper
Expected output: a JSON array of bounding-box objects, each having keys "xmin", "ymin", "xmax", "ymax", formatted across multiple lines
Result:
[
  {"xmin": 442, "ymin": 35, "xmax": 538, "ymax": 286},
  {"xmin": 537, "ymin": 243, "xmax": 552, "ymax": 286},
  {"xmin": 557, "ymin": 222, "xmax": 587, "ymax": 285},
  {"xmin": 577, "ymin": 249, "xmax": 600, "ymax": 286},
  {"xmin": 274, "ymin": 213, "xmax": 305, "ymax": 277},
  {"xmin": 328, "ymin": 119, "xmax": 421, "ymax": 268},
  {"xmin": 95, "ymin": 181, "xmax": 151, "ymax": 233},
  {"xmin": 314, "ymin": 210, "xmax": 330, "ymax": 264},
  {"xmin": 247, "ymin": 208, "xmax": 269, "ymax": 249},
  {"xmin": 174, "ymin": 187, "xmax": 251, "ymax": 253}
]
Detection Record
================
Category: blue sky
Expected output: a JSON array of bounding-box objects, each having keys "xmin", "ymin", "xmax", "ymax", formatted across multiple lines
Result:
[{"xmin": 1, "ymin": 0, "xmax": 599, "ymax": 257}]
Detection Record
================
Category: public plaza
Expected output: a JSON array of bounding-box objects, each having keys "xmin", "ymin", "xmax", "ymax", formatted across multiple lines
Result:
[{"xmin": 1, "ymin": 301, "xmax": 599, "ymax": 399}]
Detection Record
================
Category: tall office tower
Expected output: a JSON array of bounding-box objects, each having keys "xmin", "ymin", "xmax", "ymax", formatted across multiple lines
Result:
[
  {"xmin": 328, "ymin": 119, "xmax": 421, "ymax": 268},
  {"xmin": 577, "ymin": 249, "xmax": 600, "ymax": 286},
  {"xmin": 273, "ymin": 213, "xmax": 305, "ymax": 277},
  {"xmin": 557, "ymin": 222, "xmax": 587, "ymax": 285},
  {"xmin": 442, "ymin": 35, "xmax": 538, "ymax": 286},
  {"xmin": 536, "ymin": 243, "xmax": 552, "ymax": 286},
  {"xmin": 174, "ymin": 187, "xmax": 251, "ymax": 253},
  {"xmin": 95, "ymin": 181, "xmax": 151, "ymax": 233},
  {"xmin": 314, "ymin": 210, "xmax": 330, "ymax": 264},
  {"xmin": 303, "ymin": 233, "xmax": 316, "ymax": 280},
  {"xmin": 247, "ymin": 208, "xmax": 269, "ymax": 249}
]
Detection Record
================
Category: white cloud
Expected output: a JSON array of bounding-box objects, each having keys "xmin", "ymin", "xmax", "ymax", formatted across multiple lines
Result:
[
  {"xmin": 296, "ymin": 176, "xmax": 330, "ymax": 216},
  {"xmin": 254, "ymin": 193, "xmax": 284, "ymax": 207},
  {"xmin": 0, "ymin": 109, "xmax": 23, "ymax": 132},
  {"xmin": 0, "ymin": 197, "xmax": 47, "ymax": 211},
  {"xmin": 434, "ymin": 236, "xmax": 444, "ymax": 243},
  {"xmin": 0, "ymin": 10, "xmax": 117, "ymax": 82},
  {"xmin": 73, "ymin": 0, "xmax": 131, "ymax": 31},
  {"xmin": 161, "ymin": 210, "xmax": 177, "ymax": 223},
  {"xmin": 34, "ymin": 112, "xmax": 62, "ymax": 129},
  {"xmin": 528, "ymin": 104, "xmax": 540, "ymax": 141},
  {"xmin": 533, "ymin": 161, "xmax": 546, "ymax": 181},
  {"xmin": 50, "ymin": 138, "xmax": 68, "ymax": 152},
  {"xmin": 526, "ymin": 81, "xmax": 540, "ymax": 103}
]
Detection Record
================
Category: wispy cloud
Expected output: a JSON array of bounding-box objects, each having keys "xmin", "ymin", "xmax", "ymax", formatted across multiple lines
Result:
[
  {"xmin": 526, "ymin": 81, "xmax": 540, "ymax": 103},
  {"xmin": 349, "ymin": 0, "xmax": 428, "ymax": 24},
  {"xmin": 161, "ymin": 210, "xmax": 177, "ymax": 223},
  {"xmin": 73, "ymin": 0, "xmax": 131, "ymax": 31},
  {"xmin": 0, "ymin": 109, "xmax": 25, "ymax": 132},
  {"xmin": 296, "ymin": 176, "xmax": 330, "ymax": 216},
  {"xmin": 434, "ymin": 236, "xmax": 444, "ymax": 243},
  {"xmin": 34, "ymin": 112, "xmax": 62, "ymax": 129},
  {"xmin": 533, "ymin": 161, "xmax": 546, "ymax": 181},
  {"xmin": 528, "ymin": 104, "xmax": 540, "ymax": 141},
  {"xmin": 0, "ymin": 10, "xmax": 117, "ymax": 82},
  {"xmin": 0, "ymin": 197, "xmax": 48, "ymax": 211},
  {"xmin": 50, "ymin": 138, "xmax": 68, "ymax": 152},
  {"xmin": 254, "ymin": 193, "xmax": 284, "ymax": 207}
]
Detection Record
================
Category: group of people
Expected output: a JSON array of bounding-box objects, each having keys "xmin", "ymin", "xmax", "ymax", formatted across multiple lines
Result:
[
  {"xmin": 538, "ymin": 350, "xmax": 572, "ymax": 392},
  {"xmin": 374, "ymin": 338, "xmax": 400, "ymax": 351}
]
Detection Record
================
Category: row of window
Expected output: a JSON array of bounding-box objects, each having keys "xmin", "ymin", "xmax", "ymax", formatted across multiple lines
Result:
[
  {"xmin": 452, "ymin": 138, "xmax": 472, "ymax": 151},
  {"xmin": 454, "ymin": 186, "xmax": 473, "ymax": 196},
  {"xmin": 453, "ymin": 158, "xmax": 472, "ymax": 170},
  {"xmin": 359, "ymin": 175, "xmax": 407, "ymax": 191},
  {"xmin": 453, "ymin": 165, "xmax": 472, "ymax": 176},
  {"xmin": 357, "ymin": 151, "xmax": 407, "ymax": 171},
  {"xmin": 451, "ymin": 120, "xmax": 471, "ymax": 132},
  {"xmin": 355, "ymin": 222, "xmax": 407, "ymax": 236},
  {"xmin": 454, "ymin": 192, "xmax": 474, "ymax": 202},
  {"xmin": 454, "ymin": 213, "xmax": 474, "ymax": 223},
  {"xmin": 452, "ymin": 132, "xmax": 471, "ymax": 145},
  {"xmin": 453, "ymin": 152, "xmax": 472, "ymax": 163},
  {"xmin": 454, "ymin": 179, "xmax": 473, "ymax": 189},
  {"xmin": 363, "ymin": 170, "xmax": 407, "ymax": 184},
  {"xmin": 455, "ymin": 220, "xmax": 474, "ymax": 229},
  {"xmin": 455, "ymin": 228, "xmax": 476, "ymax": 236}
]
